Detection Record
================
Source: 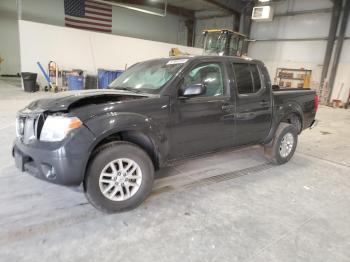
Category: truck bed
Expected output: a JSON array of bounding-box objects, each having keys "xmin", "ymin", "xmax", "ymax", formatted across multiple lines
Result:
[{"xmin": 273, "ymin": 89, "xmax": 316, "ymax": 130}]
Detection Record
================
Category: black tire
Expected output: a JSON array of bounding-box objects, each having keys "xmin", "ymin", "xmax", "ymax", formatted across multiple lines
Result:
[
  {"xmin": 84, "ymin": 141, "xmax": 154, "ymax": 213},
  {"xmin": 264, "ymin": 123, "xmax": 298, "ymax": 165}
]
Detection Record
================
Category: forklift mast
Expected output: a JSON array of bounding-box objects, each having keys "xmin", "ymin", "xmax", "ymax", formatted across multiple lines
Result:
[{"xmin": 202, "ymin": 29, "xmax": 247, "ymax": 57}]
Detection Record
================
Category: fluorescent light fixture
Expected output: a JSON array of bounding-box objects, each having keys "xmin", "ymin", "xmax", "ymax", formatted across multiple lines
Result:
[
  {"xmin": 259, "ymin": 0, "xmax": 270, "ymax": 2},
  {"xmin": 94, "ymin": 0, "xmax": 168, "ymax": 17}
]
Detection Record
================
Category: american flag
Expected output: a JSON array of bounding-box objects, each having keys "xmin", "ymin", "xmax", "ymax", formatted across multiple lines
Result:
[{"xmin": 64, "ymin": 0, "xmax": 112, "ymax": 33}]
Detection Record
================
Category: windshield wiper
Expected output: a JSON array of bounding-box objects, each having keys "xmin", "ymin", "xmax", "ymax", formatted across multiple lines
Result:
[{"xmin": 111, "ymin": 86, "xmax": 142, "ymax": 93}]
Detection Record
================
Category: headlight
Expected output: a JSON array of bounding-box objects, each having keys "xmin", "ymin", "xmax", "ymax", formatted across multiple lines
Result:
[
  {"xmin": 40, "ymin": 115, "xmax": 82, "ymax": 142},
  {"xmin": 16, "ymin": 117, "xmax": 25, "ymax": 138}
]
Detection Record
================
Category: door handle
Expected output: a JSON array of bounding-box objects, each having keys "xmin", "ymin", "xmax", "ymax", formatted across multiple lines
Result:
[
  {"xmin": 236, "ymin": 112, "xmax": 256, "ymax": 120},
  {"xmin": 222, "ymin": 104, "xmax": 235, "ymax": 111},
  {"xmin": 260, "ymin": 100, "xmax": 269, "ymax": 107}
]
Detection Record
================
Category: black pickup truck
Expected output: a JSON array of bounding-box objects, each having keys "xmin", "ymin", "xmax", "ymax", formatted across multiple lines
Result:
[{"xmin": 13, "ymin": 56, "xmax": 317, "ymax": 213}]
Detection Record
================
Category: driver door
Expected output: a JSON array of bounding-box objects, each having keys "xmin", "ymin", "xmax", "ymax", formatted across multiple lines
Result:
[{"xmin": 170, "ymin": 61, "xmax": 235, "ymax": 158}]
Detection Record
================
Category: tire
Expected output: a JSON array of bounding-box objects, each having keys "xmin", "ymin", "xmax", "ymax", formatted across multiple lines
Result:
[
  {"xmin": 264, "ymin": 123, "xmax": 298, "ymax": 165},
  {"xmin": 84, "ymin": 141, "xmax": 154, "ymax": 213}
]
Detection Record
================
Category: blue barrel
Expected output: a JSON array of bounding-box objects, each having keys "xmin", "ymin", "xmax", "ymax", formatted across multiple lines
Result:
[
  {"xmin": 67, "ymin": 76, "xmax": 84, "ymax": 90},
  {"xmin": 98, "ymin": 69, "xmax": 124, "ymax": 89}
]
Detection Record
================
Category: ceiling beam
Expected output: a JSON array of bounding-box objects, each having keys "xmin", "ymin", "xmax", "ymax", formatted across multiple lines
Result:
[
  {"xmin": 202, "ymin": 0, "xmax": 246, "ymax": 15},
  {"xmin": 107, "ymin": 0, "xmax": 195, "ymax": 19}
]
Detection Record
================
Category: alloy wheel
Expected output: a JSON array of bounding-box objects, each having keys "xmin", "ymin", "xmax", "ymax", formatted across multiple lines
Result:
[
  {"xmin": 99, "ymin": 158, "xmax": 142, "ymax": 201},
  {"xmin": 279, "ymin": 133, "xmax": 294, "ymax": 158}
]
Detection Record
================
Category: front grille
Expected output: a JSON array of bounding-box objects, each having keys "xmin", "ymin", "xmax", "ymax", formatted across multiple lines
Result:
[
  {"xmin": 17, "ymin": 113, "xmax": 45, "ymax": 143},
  {"xmin": 23, "ymin": 117, "xmax": 36, "ymax": 144},
  {"xmin": 34, "ymin": 114, "xmax": 45, "ymax": 138}
]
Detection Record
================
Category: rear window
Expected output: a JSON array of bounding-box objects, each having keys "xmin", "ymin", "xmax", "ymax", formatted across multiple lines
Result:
[
  {"xmin": 250, "ymin": 64, "xmax": 261, "ymax": 91},
  {"xmin": 233, "ymin": 63, "xmax": 253, "ymax": 94},
  {"xmin": 233, "ymin": 63, "xmax": 263, "ymax": 94},
  {"xmin": 259, "ymin": 64, "xmax": 271, "ymax": 88}
]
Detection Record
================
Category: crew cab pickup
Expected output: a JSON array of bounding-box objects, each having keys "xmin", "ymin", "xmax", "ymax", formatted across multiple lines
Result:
[{"xmin": 13, "ymin": 56, "xmax": 318, "ymax": 213}]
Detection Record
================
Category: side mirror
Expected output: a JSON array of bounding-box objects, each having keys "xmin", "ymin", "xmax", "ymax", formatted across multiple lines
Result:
[{"xmin": 180, "ymin": 83, "xmax": 206, "ymax": 97}]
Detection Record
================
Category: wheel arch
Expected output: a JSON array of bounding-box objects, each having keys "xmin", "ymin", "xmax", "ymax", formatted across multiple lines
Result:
[
  {"xmin": 281, "ymin": 112, "xmax": 303, "ymax": 133},
  {"xmin": 282, "ymin": 101, "xmax": 304, "ymax": 130},
  {"xmin": 263, "ymin": 102, "xmax": 303, "ymax": 144},
  {"xmin": 80, "ymin": 112, "xmax": 165, "ymax": 185},
  {"xmin": 89, "ymin": 129, "xmax": 159, "ymax": 169}
]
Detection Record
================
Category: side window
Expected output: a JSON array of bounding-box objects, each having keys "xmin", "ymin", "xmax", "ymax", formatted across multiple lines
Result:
[
  {"xmin": 250, "ymin": 64, "xmax": 262, "ymax": 92},
  {"xmin": 259, "ymin": 64, "xmax": 271, "ymax": 88},
  {"xmin": 233, "ymin": 63, "xmax": 263, "ymax": 94},
  {"xmin": 233, "ymin": 63, "xmax": 253, "ymax": 94},
  {"xmin": 183, "ymin": 63, "xmax": 224, "ymax": 97}
]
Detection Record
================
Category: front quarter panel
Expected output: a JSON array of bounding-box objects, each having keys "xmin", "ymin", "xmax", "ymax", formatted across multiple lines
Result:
[{"xmin": 84, "ymin": 103, "xmax": 170, "ymax": 165}]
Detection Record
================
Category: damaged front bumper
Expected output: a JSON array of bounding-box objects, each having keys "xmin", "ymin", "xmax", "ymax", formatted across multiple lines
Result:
[{"xmin": 13, "ymin": 126, "xmax": 95, "ymax": 187}]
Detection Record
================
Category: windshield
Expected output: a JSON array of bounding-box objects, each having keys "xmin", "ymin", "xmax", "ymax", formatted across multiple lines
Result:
[
  {"xmin": 109, "ymin": 59, "xmax": 188, "ymax": 94},
  {"xmin": 203, "ymin": 32, "xmax": 227, "ymax": 55}
]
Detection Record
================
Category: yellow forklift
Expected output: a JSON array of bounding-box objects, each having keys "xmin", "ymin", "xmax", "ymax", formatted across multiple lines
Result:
[
  {"xmin": 169, "ymin": 29, "xmax": 248, "ymax": 57},
  {"xmin": 202, "ymin": 29, "xmax": 248, "ymax": 57}
]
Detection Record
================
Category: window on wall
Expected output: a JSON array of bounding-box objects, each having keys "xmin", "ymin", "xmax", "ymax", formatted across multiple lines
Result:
[
  {"xmin": 233, "ymin": 63, "xmax": 262, "ymax": 94},
  {"xmin": 183, "ymin": 63, "xmax": 224, "ymax": 97}
]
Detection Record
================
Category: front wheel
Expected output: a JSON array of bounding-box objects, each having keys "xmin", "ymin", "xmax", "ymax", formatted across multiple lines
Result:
[
  {"xmin": 84, "ymin": 141, "xmax": 154, "ymax": 213},
  {"xmin": 264, "ymin": 123, "xmax": 298, "ymax": 165}
]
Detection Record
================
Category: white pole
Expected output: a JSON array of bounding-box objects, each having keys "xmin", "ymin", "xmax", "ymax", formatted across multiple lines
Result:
[
  {"xmin": 16, "ymin": 0, "xmax": 22, "ymax": 20},
  {"xmin": 17, "ymin": 0, "xmax": 23, "ymax": 89}
]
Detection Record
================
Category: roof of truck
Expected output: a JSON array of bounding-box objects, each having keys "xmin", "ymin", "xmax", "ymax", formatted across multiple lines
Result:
[{"xmin": 165, "ymin": 55, "xmax": 262, "ymax": 64}]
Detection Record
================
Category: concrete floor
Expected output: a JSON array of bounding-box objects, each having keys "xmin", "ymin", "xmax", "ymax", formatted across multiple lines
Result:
[{"xmin": 1, "ymin": 78, "xmax": 350, "ymax": 262}]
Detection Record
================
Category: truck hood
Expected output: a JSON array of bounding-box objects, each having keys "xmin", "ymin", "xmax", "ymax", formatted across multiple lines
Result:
[{"xmin": 24, "ymin": 89, "xmax": 150, "ymax": 113}]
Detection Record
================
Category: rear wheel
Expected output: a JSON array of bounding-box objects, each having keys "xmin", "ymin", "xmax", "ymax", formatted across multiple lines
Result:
[
  {"xmin": 264, "ymin": 123, "xmax": 298, "ymax": 165},
  {"xmin": 84, "ymin": 141, "xmax": 154, "ymax": 213}
]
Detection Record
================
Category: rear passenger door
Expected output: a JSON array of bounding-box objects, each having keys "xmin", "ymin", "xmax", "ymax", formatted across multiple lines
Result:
[{"xmin": 232, "ymin": 62, "xmax": 272, "ymax": 146}]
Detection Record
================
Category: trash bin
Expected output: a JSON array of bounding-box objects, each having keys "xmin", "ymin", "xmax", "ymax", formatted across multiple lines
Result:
[
  {"xmin": 21, "ymin": 72, "xmax": 38, "ymax": 92},
  {"xmin": 98, "ymin": 69, "xmax": 124, "ymax": 89},
  {"xmin": 67, "ymin": 75, "xmax": 84, "ymax": 90}
]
